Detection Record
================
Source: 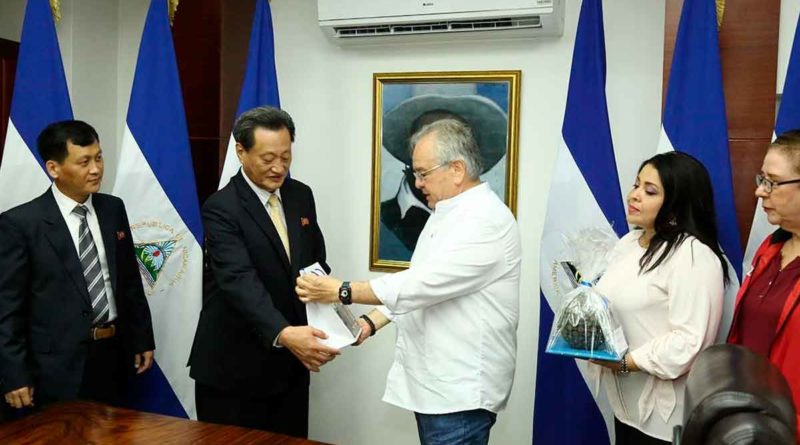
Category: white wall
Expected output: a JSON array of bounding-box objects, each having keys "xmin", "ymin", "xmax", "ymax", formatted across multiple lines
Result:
[
  {"xmin": 58, "ymin": 0, "xmax": 122, "ymax": 187},
  {"xmin": 779, "ymin": 0, "xmax": 800, "ymax": 93},
  {"xmin": 269, "ymin": 1, "xmax": 663, "ymax": 444},
  {"xmin": 114, "ymin": 0, "xmax": 148, "ymax": 185},
  {"xmin": 0, "ymin": 0, "xmax": 25, "ymax": 42},
  {"xmin": 0, "ymin": 1, "xmax": 794, "ymax": 444}
]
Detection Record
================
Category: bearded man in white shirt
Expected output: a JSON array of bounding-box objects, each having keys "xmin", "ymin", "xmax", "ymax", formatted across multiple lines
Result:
[{"xmin": 296, "ymin": 118, "xmax": 522, "ymax": 445}]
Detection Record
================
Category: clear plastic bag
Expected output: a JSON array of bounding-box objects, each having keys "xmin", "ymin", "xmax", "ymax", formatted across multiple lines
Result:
[
  {"xmin": 546, "ymin": 286, "xmax": 628, "ymax": 360},
  {"xmin": 545, "ymin": 228, "xmax": 628, "ymax": 361}
]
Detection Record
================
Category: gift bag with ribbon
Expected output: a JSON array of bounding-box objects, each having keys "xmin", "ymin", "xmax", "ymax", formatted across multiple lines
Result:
[{"xmin": 546, "ymin": 228, "xmax": 628, "ymax": 361}]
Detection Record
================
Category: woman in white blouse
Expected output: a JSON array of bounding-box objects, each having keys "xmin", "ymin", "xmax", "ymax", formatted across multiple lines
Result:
[{"xmin": 590, "ymin": 151, "xmax": 728, "ymax": 444}]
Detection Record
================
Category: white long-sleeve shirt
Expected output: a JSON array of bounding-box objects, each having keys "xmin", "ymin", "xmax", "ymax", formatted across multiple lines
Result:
[
  {"xmin": 590, "ymin": 230, "xmax": 724, "ymax": 441},
  {"xmin": 370, "ymin": 182, "xmax": 522, "ymax": 414}
]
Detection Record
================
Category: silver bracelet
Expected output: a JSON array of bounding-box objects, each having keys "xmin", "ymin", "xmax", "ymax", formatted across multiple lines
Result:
[{"xmin": 618, "ymin": 355, "xmax": 630, "ymax": 375}]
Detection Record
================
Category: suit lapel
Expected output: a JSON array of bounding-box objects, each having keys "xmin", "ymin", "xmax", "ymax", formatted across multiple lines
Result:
[
  {"xmin": 279, "ymin": 182, "xmax": 307, "ymax": 321},
  {"xmin": 93, "ymin": 196, "xmax": 118, "ymax": 296},
  {"xmin": 234, "ymin": 174, "xmax": 291, "ymax": 275},
  {"xmin": 40, "ymin": 192, "xmax": 92, "ymax": 307},
  {"xmin": 281, "ymin": 183, "xmax": 302, "ymax": 277}
]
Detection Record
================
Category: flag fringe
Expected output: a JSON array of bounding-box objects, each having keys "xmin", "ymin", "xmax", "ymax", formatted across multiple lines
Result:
[
  {"xmin": 168, "ymin": 0, "xmax": 179, "ymax": 25},
  {"xmin": 49, "ymin": 0, "xmax": 61, "ymax": 23}
]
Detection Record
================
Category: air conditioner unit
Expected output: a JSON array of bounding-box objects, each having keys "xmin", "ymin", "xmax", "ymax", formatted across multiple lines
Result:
[{"xmin": 318, "ymin": 0, "xmax": 564, "ymax": 44}]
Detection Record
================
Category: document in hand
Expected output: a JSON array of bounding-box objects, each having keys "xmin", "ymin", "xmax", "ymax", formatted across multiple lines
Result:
[{"xmin": 300, "ymin": 262, "xmax": 361, "ymax": 348}]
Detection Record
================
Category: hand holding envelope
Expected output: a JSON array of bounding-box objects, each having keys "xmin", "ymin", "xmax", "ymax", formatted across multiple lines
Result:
[{"xmin": 299, "ymin": 263, "xmax": 366, "ymax": 349}]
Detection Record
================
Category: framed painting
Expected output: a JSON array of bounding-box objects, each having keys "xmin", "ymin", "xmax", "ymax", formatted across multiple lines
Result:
[{"xmin": 370, "ymin": 70, "xmax": 521, "ymax": 271}]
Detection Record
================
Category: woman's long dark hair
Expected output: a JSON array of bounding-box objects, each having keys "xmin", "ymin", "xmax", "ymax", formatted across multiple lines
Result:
[{"xmin": 636, "ymin": 152, "xmax": 730, "ymax": 284}]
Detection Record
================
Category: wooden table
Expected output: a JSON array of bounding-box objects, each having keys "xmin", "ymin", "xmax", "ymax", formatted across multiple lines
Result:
[{"xmin": 0, "ymin": 400, "xmax": 331, "ymax": 444}]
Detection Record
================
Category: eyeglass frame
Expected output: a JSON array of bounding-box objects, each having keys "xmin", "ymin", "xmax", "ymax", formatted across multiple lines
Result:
[
  {"xmin": 755, "ymin": 174, "xmax": 800, "ymax": 194},
  {"xmin": 412, "ymin": 162, "xmax": 450, "ymax": 181}
]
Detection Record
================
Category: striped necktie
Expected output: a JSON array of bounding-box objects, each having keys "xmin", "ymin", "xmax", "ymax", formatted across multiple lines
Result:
[{"xmin": 72, "ymin": 205, "xmax": 110, "ymax": 325}]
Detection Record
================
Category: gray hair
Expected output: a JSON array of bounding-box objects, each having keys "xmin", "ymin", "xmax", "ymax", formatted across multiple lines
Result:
[
  {"xmin": 409, "ymin": 119, "xmax": 483, "ymax": 180},
  {"xmin": 771, "ymin": 129, "xmax": 800, "ymax": 174},
  {"xmin": 233, "ymin": 106, "xmax": 296, "ymax": 150}
]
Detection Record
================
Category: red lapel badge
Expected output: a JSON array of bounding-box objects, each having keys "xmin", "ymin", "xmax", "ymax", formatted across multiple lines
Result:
[
  {"xmin": 300, "ymin": 217, "xmax": 310, "ymax": 227},
  {"xmin": 117, "ymin": 231, "xmax": 126, "ymax": 241}
]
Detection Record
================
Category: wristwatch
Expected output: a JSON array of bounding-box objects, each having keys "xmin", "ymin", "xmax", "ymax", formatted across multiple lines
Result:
[{"xmin": 338, "ymin": 281, "xmax": 352, "ymax": 305}]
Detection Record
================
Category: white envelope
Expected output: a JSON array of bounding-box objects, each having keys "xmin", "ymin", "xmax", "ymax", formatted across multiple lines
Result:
[{"xmin": 300, "ymin": 262, "xmax": 359, "ymax": 349}]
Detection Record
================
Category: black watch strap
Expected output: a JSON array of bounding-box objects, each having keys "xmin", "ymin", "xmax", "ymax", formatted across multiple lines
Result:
[
  {"xmin": 360, "ymin": 314, "xmax": 377, "ymax": 336},
  {"xmin": 338, "ymin": 281, "xmax": 352, "ymax": 305}
]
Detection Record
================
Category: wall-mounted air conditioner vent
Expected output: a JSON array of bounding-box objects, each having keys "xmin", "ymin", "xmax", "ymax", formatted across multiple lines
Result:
[
  {"xmin": 334, "ymin": 16, "xmax": 543, "ymax": 38},
  {"xmin": 319, "ymin": 0, "xmax": 564, "ymax": 45}
]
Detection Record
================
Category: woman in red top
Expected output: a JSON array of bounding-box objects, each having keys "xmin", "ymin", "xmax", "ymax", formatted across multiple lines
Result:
[{"xmin": 728, "ymin": 130, "xmax": 800, "ymax": 439}]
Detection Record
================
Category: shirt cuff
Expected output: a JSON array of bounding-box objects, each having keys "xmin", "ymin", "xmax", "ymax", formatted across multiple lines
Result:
[
  {"xmin": 630, "ymin": 347, "xmax": 651, "ymax": 375},
  {"xmin": 375, "ymin": 305, "xmax": 395, "ymax": 321},
  {"xmin": 273, "ymin": 330, "xmax": 285, "ymax": 348},
  {"xmin": 369, "ymin": 273, "xmax": 403, "ymax": 312}
]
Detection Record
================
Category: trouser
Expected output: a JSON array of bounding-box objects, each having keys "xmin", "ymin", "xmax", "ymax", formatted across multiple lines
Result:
[
  {"xmin": 414, "ymin": 408, "xmax": 497, "ymax": 445},
  {"xmin": 77, "ymin": 335, "xmax": 126, "ymax": 407},
  {"xmin": 195, "ymin": 381, "xmax": 309, "ymax": 438},
  {"xmin": 614, "ymin": 417, "xmax": 671, "ymax": 445}
]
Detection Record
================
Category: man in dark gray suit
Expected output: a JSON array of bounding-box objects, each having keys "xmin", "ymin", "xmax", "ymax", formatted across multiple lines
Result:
[{"xmin": 0, "ymin": 120, "xmax": 155, "ymax": 411}]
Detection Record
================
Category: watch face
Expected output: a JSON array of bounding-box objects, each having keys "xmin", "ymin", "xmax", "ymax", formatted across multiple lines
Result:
[{"xmin": 339, "ymin": 285, "xmax": 352, "ymax": 304}]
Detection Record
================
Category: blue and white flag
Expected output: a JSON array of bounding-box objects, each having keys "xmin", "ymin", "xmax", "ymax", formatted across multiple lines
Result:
[
  {"xmin": 534, "ymin": 1, "xmax": 627, "ymax": 443},
  {"xmin": 776, "ymin": 12, "xmax": 800, "ymax": 139},
  {"xmin": 744, "ymin": 11, "xmax": 800, "ymax": 270},
  {"xmin": 111, "ymin": 0, "xmax": 203, "ymax": 419},
  {"xmin": 657, "ymin": 0, "xmax": 742, "ymax": 339},
  {"xmin": 218, "ymin": 0, "xmax": 280, "ymax": 189},
  {"xmin": 0, "ymin": 0, "xmax": 72, "ymax": 212}
]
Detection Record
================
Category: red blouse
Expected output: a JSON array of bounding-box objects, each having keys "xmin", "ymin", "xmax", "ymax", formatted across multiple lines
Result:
[{"xmin": 733, "ymin": 254, "xmax": 800, "ymax": 357}]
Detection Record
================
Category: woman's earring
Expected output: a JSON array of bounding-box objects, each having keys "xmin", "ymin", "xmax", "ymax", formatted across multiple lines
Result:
[{"xmin": 668, "ymin": 217, "xmax": 677, "ymax": 227}]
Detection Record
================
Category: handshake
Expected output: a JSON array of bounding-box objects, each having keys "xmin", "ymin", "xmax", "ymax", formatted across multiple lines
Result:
[{"xmin": 279, "ymin": 265, "xmax": 377, "ymax": 373}]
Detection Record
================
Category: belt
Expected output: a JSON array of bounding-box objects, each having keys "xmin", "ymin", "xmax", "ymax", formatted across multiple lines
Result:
[{"xmin": 90, "ymin": 324, "xmax": 116, "ymax": 341}]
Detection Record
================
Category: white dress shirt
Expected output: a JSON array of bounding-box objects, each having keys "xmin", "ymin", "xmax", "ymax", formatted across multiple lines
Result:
[
  {"xmin": 241, "ymin": 169, "xmax": 287, "ymax": 229},
  {"xmin": 590, "ymin": 230, "xmax": 723, "ymax": 441},
  {"xmin": 51, "ymin": 185, "xmax": 117, "ymax": 322},
  {"xmin": 370, "ymin": 182, "xmax": 522, "ymax": 414}
]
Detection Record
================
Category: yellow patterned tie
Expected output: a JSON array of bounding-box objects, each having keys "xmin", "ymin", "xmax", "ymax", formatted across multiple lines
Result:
[{"xmin": 267, "ymin": 194, "xmax": 290, "ymax": 261}]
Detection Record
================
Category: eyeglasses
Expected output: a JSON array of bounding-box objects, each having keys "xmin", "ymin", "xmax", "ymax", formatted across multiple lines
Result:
[
  {"xmin": 755, "ymin": 174, "xmax": 800, "ymax": 193},
  {"xmin": 412, "ymin": 163, "xmax": 447, "ymax": 181}
]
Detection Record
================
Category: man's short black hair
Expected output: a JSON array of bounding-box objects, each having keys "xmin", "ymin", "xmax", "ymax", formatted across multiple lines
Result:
[
  {"xmin": 37, "ymin": 120, "xmax": 100, "ymax": 163},
  {"xmin": 233, "ymin": 106, "xmax": 296, "ymax": 151}
]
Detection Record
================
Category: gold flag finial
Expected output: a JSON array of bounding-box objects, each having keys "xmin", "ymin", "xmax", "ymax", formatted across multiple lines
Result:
[
  {"xmin": 50, "ymin": 0, "xmax": 61, "ymax": 23},
  {"xmin": 168, "ymin": 0, "xmax": 179, "ymax": 25},
  {"xmin": 716, "ymin": 0, "xmax": 725, "ymax": 30}
]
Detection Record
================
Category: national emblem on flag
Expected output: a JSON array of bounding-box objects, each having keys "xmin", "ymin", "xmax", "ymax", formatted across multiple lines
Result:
[
  {"xmin": 135, "ymin": 240, "xmax": 177, "ymax": 289},
  {"xmin": 111, "ymin": 0, "xmax": 203, "ymax": 418}
]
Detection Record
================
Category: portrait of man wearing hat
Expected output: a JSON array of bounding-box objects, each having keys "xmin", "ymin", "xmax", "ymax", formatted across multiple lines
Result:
[{"xmin": 379, "ymin": 93, "xmax": 509, "ymax": 262}]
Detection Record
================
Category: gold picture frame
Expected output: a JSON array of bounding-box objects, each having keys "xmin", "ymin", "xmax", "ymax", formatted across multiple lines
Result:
[{"xmin": 370, "ymin": 70, "xmax": 521, "ymax": 272}]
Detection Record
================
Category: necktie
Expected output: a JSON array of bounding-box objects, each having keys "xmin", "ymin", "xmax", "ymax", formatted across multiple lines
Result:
[
  {"xmin": 267, "ymin": 194, "xmax": 291, "ymax": 261},
  {"xmin": 72, "ymin": 205, "xmax": 109, "ymax": 325}
]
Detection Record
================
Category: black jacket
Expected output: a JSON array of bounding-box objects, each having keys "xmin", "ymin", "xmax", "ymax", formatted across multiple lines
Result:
[
  {"xmin": 0, "ymin": 189, "xmax": 155, "ymax": 400},
  {"xmin": 188, "ymin": 172, "xmax": 328, "ymax": 396}
]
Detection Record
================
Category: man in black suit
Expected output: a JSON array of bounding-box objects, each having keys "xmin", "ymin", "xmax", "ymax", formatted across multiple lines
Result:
[
  {"xmin": 0, "ymin": 120, "xmax": 155, "ymax": 411},
  {"xmin": 188, "ymin": 106, "xmax": 339, "ymax": 438}
]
